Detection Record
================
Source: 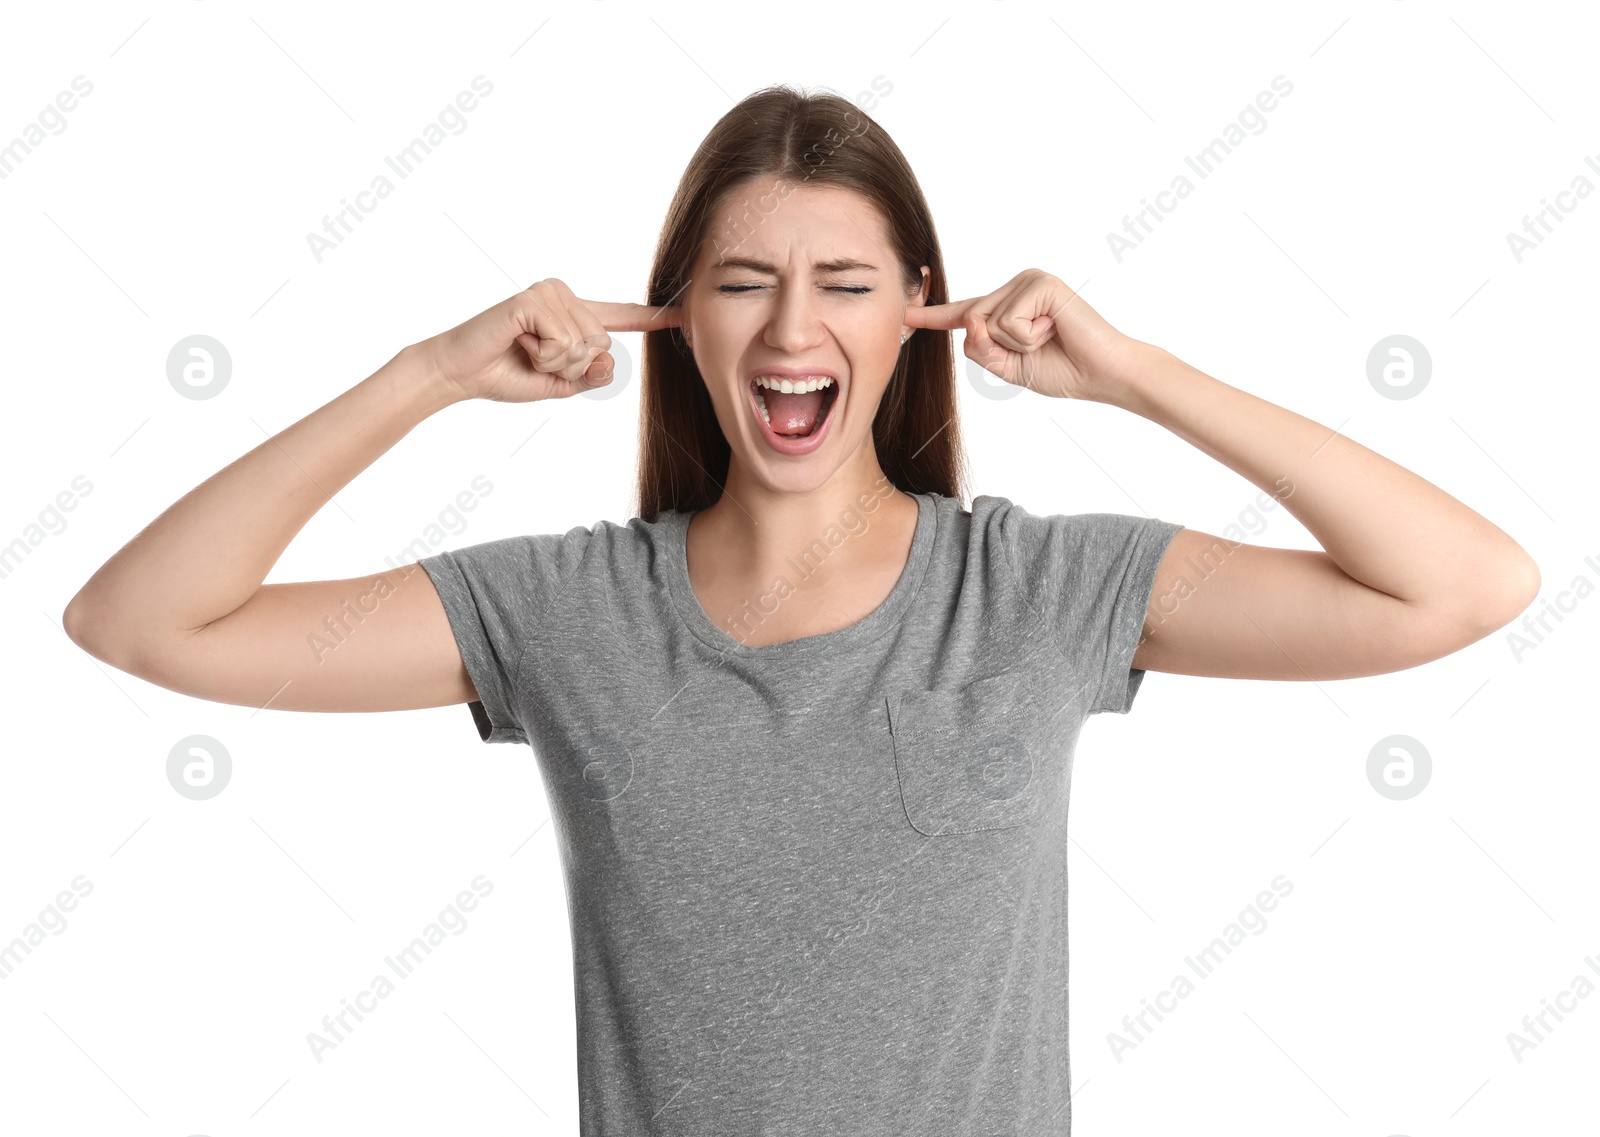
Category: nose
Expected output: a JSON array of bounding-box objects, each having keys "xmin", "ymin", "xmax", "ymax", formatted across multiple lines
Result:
[{"xmin": 762, "ymin": 284, "xmax": 828, "ymax": 354}]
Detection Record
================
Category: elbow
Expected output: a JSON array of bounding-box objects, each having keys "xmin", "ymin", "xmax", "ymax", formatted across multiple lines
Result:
[
  {"xmin": 62, "ymin": 591, "xmax": 123, "ymax": 662},
  {"xmin": 62, "ymin": 594, "xmax": 109, "ymax": 659},
  {"xmin": 1447, "ymin": 550, "xmax": 1543, "ymax": 643},
  {"xmin": 62, "ymin": 594, "xmax": 91, "ymax": 648},
  {"xmin": 1481, "ymin": 549, "xmax": 1542, "ymax": 632},
  {"xmin": 1507, "ymin": 552, "xmax": 1542, "ymax": 617}
]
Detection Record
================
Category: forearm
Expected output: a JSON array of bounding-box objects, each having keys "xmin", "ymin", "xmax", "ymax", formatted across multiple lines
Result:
[
  {"xmin": 65, "ymin": 343, "xmax": 461, "ymax": 644},
  {"xmin": 1106, "ymin": 343, "xmax": 1538, "ymax": 613}
]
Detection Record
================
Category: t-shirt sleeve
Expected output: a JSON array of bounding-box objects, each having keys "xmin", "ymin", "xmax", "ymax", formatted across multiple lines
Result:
[
  {"xmin": 996, "ymin": 501, "xmax": 1184, "ymax": 715},
  {"xmin": 416, "ymin": 527, "xmax": 591, "ymax": 744}
]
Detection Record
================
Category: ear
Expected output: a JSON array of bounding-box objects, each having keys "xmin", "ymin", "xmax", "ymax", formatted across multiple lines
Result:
[{"xmin": 912, "ymin": 265, "xmax": 930, "ymax": 307}]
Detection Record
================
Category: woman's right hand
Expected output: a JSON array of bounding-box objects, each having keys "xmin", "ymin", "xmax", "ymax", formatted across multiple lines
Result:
[{"xmin": 417, "ymin": 278, "xmax": 681, "ymax": 404}]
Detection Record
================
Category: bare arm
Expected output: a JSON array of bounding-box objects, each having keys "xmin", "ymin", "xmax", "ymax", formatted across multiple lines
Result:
[
  {"xmin": 1121, "ymin": 345, "xmax": 1540, "ymax": 679},
  {"xmin": 61, "ymin": 347, "xmax": 481, "ymax": 711},
  {"xmin": 903, "ymin": 269, "xmax": 1540, "ymax": 681},
  {"xmin": 61, "ymin": 278, "xmax": 667, "ymax": 713}
]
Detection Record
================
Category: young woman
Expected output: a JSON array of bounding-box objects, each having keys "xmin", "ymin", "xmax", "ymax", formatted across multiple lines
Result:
[{"xmin": 64, "ymin": 86, "xmax": 1537, "ymax": 1133}]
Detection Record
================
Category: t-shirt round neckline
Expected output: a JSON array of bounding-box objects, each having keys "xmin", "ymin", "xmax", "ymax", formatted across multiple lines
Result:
[{"xmin": 661, "ymin": 490, "xmax": 938, "ymax": 659}]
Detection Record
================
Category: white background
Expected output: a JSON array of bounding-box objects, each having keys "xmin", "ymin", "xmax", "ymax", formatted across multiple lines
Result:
[{"xmin": 2, "ymin": 1, "xmax": 1596, "ymax": 1134}]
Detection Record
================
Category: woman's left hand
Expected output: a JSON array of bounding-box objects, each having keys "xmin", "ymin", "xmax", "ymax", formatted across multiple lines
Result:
[{"xmin": 902, "ymin": 269, "xmax": 1143, "ymax": 402}]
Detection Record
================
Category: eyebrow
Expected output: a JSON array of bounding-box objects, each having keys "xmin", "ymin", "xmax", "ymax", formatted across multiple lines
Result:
[{"xmin": 710, "ymin": 256, "xmax": 879, "ymax": 274}]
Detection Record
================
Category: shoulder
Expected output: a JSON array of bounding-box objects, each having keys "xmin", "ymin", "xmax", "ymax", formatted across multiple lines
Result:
[
  {"xmin": 961, "ymin": 493, "xmax": 1184, "ymax": 611},
  {"xmin": 971, "ymin": 494, "xmax": 1179, "ymax": 558},
  {"xmin": 420, "ymin": 509, "xmax": 667, "ymax": 594},
  {"xmin": 558, "ymin": 510, "xmax": 678, "ymax": 575}
]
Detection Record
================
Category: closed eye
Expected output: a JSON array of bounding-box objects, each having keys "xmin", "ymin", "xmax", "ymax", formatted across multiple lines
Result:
[{"xmin": 718, "ymin": 285, "xmax": 874, "ymax": 295}]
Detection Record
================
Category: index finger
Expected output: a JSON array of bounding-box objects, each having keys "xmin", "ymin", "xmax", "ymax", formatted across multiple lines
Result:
[
  {"xmin": 902, "ymin": 298, "xmax": 978, "ymax": 331},
  {"xmin": 580, "ymin": 300, "xmax": 684, "ymax": 332}
]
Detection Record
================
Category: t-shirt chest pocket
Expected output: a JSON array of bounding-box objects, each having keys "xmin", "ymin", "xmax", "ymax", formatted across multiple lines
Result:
[{"xmin": 885, "ymin": 669, "xmax": 1050, "ymax": 836}]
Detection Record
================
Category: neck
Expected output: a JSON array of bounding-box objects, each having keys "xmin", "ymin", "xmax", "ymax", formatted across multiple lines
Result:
[{"xmin": 691, "ymin": 448, "xmax": 914, "ymax": 575}]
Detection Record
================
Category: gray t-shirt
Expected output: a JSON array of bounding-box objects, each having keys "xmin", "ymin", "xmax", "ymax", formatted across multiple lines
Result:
[{"xmin": 418, "ymin": 491, "xmax": 1182, "ymax": 1135}]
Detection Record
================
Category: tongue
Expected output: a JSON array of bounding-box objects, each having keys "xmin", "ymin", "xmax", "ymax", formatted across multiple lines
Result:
[{"xmin": 763, "ymin": 388, "xmax": 825, "ymax": 436}]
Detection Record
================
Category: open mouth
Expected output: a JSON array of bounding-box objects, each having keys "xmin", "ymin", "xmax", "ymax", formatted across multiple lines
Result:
[{"xmin": 749, "ymin": 375, "xmax": 840, "ymax": 440}]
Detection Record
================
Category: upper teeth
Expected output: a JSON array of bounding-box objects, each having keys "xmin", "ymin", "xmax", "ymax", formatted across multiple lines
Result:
[{"xmin": 754, "ymin": 375, "xmax": 834, "ymax": 393}]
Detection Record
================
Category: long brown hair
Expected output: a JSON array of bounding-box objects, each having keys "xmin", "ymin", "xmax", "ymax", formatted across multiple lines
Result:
[{"xmin": 633, "ymin": 83, "xmax": 970, "ymax": 523}]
